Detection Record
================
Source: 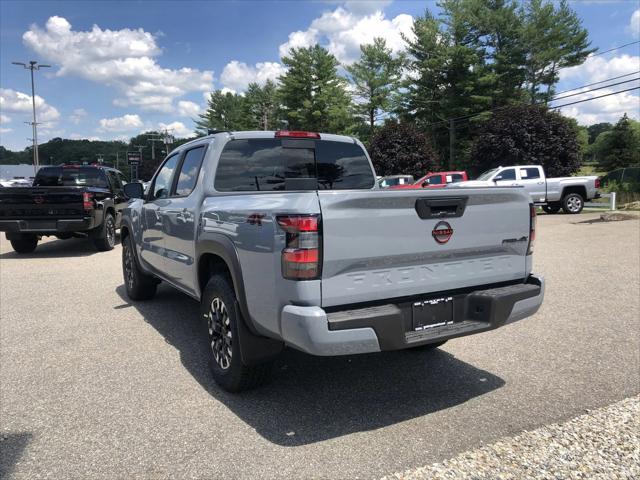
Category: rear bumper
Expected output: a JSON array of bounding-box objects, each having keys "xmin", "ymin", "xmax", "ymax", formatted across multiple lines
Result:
[
  {"xmin": 0, "ymin": 217, "xmax": 96, "ymax": 235},
  {"xmin": 280, "ymin": 275, "xmax": 545, "ymax": 356}
]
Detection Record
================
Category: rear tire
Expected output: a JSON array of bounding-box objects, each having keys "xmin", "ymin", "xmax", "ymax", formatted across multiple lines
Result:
[
  {"xmin": 542, "ymin": 204, "xmax": 561, "ymax": 214},
  {"xmin": 9, "ymin": 235, "xmax": 38, "ymax": 254},
  {"xmin": 93, "ymin": 212, "xmax": 116, "ymax": 251},
  {"xmin": 122, "ymin": 235, "xmax": 157, "ymax": 300},
  {"xmin": 201, "ymin": 274, "xmax": 272, "ymax": 392},
  {"xmin": 561, "ymin": 193, "xmax": 584, "ymax": 214}
]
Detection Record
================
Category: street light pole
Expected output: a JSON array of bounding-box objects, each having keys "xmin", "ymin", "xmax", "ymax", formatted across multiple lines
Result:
[{"xmin": 12, "ymin": 61, "xmax": 51, "ymax": 172}]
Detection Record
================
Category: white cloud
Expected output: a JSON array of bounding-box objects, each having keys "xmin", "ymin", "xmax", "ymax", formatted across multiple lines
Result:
[
  {"xmin": 0, "ymin": 114, "xmax": 10, "ymax": 124},
  {"xmin": 220, "ymin": 61, "xmax": 286, "ymax": 91},
  {"xmin": 558, "ymin": 87, "xmax": 640, "ymax": 125},
  {"xmin": 0, "ymin": 88, "xmax": 60, "ymax": 123},
  {"xmin": 628, "ymin": 9, "xmax": 640, "ymax": 38},
  {"xmin": 278, "ymin": 6, "xmax": 414, "ymax": 64},
  {"xmin": 560, "ymin": 54, "xmax": 640, "ymax": 83},
  {"xmin": 69, "ymin": 108, "xmax": 87, "ymax": 124},
  {"xmin": 98, "ymin": 114, "xmax": 143, "ymax": 132},
  {"xmin": 176, "ymin": 100, "xmax": 201, "ymax": 117},
  {"xmin": 157, "ymin": 121, "xmax": 194, "ymax": 138},
  {"xmin": 0, "ymin": 127, "xmax": 13, "ymax": 134},
  {"xmin": 22, "ymin": 16, "xmax": 214, "ymax": 113},
  {"xmin": 557, "ymin": 53, "xmax": 640, "ymax": 124}
]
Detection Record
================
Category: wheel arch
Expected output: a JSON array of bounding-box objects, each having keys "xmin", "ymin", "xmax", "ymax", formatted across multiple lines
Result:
[{"xmin": 561, "ymin": 185, "xmax": 587, "ymax": 200}]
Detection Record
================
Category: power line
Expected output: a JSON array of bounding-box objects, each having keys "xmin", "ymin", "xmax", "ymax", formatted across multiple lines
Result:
[
  {"xmin": 590, "ymin": 40, "xmax": 640, "ymax": 57},
  {"xmin": 422, "ymin": 73, "xmax": 640, "ymax": 129},
  {"xmin": 550, "ymin": 86, "xmax": 640, "ymax": 110},
  {"xmin": 551, "ymin": 77, "xmax": 640, "ymax": 101},
  {"xmin": 554, "ymin": 71, "xmax": 640, "ymax": 96}
]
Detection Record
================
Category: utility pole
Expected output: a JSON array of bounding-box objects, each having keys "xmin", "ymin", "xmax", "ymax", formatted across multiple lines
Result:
[
  {"xmin": 133, "ymin": 145, "xmax": 146, "ymax": 181},
  {"xmin": 12, "ymin": 61, "xmax": 51, "ymax": 173}
]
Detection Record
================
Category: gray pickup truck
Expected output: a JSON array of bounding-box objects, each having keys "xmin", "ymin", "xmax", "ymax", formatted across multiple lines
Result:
[
  {"xmin": 461, "ymin": 165, "xmax": 600, "ymax": 214},
  {"xmin": 120, "ymin": 130, "xmax": 544, "ymax": 391}
]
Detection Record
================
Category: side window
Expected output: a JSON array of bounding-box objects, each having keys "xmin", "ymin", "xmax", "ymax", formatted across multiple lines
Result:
[
  {"xmin": 315, "ymin": 141, "xmax": 374, "ymax": 190},
  {"xmin": 152, "ymin": 154, "xmax": 180, "ymax": 199},
  {"xmin": 450, "ymin": 174, "xmax": 464, "ymax": 183},
  {"xmin": 107, "ymin": 171, "xmax": 123, "ymax": 193},
  {"xmin": 175, "ymin": 146, "xmax": 205, "ymax": 196},
  {"xmin": 426, "ymin": 175, "xmax": 443, "ymax": 185},
  {"xmin": 498, "ymin": 169, "xmax": 516, "ymax": 181},
  {"xmin": 521, "ymin": 167, "xmax": 540, "ymax": 180},
  {"xmin": 117, "ymin": 172, "xmax": 128, "ymax": 186}
]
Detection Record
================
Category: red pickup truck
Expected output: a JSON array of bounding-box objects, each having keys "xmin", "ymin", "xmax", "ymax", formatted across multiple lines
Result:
[{"xmin": 390, "ymin": 171, "xmax": 468, "ymax": 189}]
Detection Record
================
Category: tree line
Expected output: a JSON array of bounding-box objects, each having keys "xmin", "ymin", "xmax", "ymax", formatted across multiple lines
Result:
[{"xmin": 2, "ymin": 0, "xmax": 638, "ymax": 179}]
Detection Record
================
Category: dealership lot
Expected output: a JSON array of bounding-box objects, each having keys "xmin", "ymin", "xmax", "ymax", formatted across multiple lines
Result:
[{"xmin": 1, "ymin": 212, "xmax": 639, "ymax": 479}]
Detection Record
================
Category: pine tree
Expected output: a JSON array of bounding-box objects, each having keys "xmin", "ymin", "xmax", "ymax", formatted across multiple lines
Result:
[
  {"xmin": 243, "ymin": 80, "xmax": 281, "ymax": 130},
  {"xmin": 346, "ymin": 38, "xmax": 406, "ymax": 131},
  {"xmin": 598, "ymin": 114, "xmax": 640, "ymax": 171},
  {"xmin": 195, "ymin": 90, "xmax": 247, "ymax": 134},
  {"xmin": 278, "ymin": 45, "xmax": 353, "ymax": 133},
  {"xmin": 521, "ymin": 0, "xmax": 595, "ymax": 104}
]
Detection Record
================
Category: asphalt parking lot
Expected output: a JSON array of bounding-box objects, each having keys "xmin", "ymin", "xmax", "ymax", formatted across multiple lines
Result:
[{"xmin": 1, "ymin": 212, "xmax": 639, "ymax": 479}]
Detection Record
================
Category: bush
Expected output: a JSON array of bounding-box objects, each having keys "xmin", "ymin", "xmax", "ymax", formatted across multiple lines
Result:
[{"xmin": 367, "ymin": 122, "xmax": 440, "ymax": 177}]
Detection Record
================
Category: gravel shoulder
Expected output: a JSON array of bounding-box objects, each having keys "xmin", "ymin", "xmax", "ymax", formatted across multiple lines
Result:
[{"xmin": 383, "ymin": 395, "xmax": 640, "ymax": 480}]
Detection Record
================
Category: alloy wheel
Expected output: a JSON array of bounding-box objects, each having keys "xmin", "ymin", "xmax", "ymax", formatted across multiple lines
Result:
[{"xmin": 208, "ymin": 297, "xmax": 232, "ymax": 370}]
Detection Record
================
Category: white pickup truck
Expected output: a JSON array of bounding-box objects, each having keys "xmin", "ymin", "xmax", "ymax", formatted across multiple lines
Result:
[{"xmin": 461, "ymin": 165, "xmax": 600, "ymax": 214}]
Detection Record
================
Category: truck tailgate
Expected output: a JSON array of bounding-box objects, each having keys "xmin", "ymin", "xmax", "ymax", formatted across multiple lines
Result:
[
  {"xmin": 0, "ymin": 187, "xmax": 86, "ymax": 219},
  {"xmin": 318, "ymin": 187, "xmax": 531, "ymax": 307}
]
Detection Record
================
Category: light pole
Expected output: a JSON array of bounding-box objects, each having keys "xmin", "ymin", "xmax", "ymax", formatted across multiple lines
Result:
[{"xmin": 12, "ymin": 61, "xmax": 51, "ymax": 172}]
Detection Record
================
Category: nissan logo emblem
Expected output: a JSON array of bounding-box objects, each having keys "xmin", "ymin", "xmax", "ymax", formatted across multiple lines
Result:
[
  {"xmin": 432, "ymin": 221, "xmax": 453, "ymax": 244},
  {"xmin": 34, "ymin": 196, "xmax": 45, "ymax": 205}
]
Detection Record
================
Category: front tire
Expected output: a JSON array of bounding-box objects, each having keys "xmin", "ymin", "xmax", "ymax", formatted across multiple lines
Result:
[
  {"xmin": 201, "ymin": 275, "xmax": 272, "ymax": 392},
  {"xmin": 94, "ymin": 212, "xmax": 116, "ymax": 251},
  {"xmin": 122, "ymin": 235, "xmax": 157, "ymax": 300},
  {"xmin": 562, "ymin": 193, "xmax": 584, "ymax": 214},
  {"xmin": 9, "ymin": 234, "xmax": 38, "ymax": 254}
]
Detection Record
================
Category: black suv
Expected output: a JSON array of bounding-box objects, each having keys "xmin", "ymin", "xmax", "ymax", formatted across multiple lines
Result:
[{"xmin": 0, "ymin": 164, "xmax": 131, "ymax": 253}]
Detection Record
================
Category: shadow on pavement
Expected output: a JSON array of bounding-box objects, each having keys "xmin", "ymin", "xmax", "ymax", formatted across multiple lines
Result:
[
  {"xmin": 0, "ymin": 236, "xmax": 119, "ymax": 259},
  {"xmin": 0, "ymin": 432, "xmax": 32, "ymax": 478},
  {"xmin": 116, "ymin": 284, "xmax": 504, "ymax": 446}
]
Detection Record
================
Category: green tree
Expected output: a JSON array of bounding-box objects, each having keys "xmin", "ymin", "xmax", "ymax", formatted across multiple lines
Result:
[
  {"xmin": 346, "ymin": 37, "xmax": 406, "ymax": 131},
  {"xmin": 587, "ymin": 122, "xmax": 612, "ymax": 144},
  {"xmin": 368, "ymin": 122, "xmax": 440, "ymax": 177},
  {"xmin": 521, "ymin": 0, "xmax": 595, "ymax": 104},
  {"xmin": 596, "ymin": 114, "xmax": 640, "ymax": 171},
  {"xmin": 243, "ymin": 80, "xmax": 281, "ymax": 130},
  {"xmin": 195, "ymin": 90, "xmax": 248, "ymax": 134},
  {"xmin": 471, "ymin": 105, "xmax": 581, "ymax": 176},
  {"xmin": 278, "ymin": 45, "xmax": 353, "ymax": 133}
]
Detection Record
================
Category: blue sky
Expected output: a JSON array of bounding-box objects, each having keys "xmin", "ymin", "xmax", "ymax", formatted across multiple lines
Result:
[{"xmin": 1, "ymin": 0, "xmax": 639, "ymax": 151}]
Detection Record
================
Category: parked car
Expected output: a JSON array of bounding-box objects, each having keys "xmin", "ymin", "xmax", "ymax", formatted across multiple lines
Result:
[
  {"xmin": 460, "ymin": 165, "xmax": 600, "ymax": 214},
  {"xmin": 120, "ymin": 130, "xmax": 544, "ymax": 392},
  {"xmin": 390, "ymin": 171, "xmax": 468, "ymax": 189},
  {"xmin": 377, "ymin": 175, "xmax": 414, "ymax": 188},
  {"xmin": 0, "ymin": 164, "xmax": 130, "ymax": 253}
]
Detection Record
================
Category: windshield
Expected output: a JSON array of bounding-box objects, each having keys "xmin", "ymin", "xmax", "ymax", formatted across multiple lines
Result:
[
  {"xmin": 476, "ymin": 168, "xmax": 499, "ymax": 181},
  {"xmin": 33, "ymin": 167, "xmax": 109, "ymax": 188}
]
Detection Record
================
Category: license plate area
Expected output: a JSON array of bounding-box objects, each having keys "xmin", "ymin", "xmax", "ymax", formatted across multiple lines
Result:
[
  {"xmin": 25, "ymin": 220, "xmax": 57, "ymax": 230},
  {"xmin": 412, "ymin": 296, "xmax": 454, "ymax": 331}
]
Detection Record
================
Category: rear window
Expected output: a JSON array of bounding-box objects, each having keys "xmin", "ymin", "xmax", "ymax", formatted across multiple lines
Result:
[
  {"xmin": 214, "ymin": 138, "xmax": 374, "ymax": 192},
  {"xmin": 33, "ymin": 167, "xmax": 109, "ymax": 188}
]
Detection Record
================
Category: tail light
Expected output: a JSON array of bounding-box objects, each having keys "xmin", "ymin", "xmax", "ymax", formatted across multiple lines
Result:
[
  {"xmin": 527, "ymin": 204, "xmax": 536, "ymax": 255},
  {"xmin": 277, "ymin": 214, "xmax": 321, "ymax": 280},
  {"xmin": 595, "ymin": 177, "xmax": 601, "ymax": 189},
  {"xmin": 83, "ymin": 192, "xmax": 94, "ymax": 211}
]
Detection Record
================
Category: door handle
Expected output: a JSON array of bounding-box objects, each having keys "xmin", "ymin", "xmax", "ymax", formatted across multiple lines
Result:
[{"xmin": 537, "ymin": 182, "xmax": 544, "ymax": 185}]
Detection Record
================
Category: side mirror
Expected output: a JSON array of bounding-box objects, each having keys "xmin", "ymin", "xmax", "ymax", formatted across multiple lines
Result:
[
  {"xmin": 421, "ymin": 181, "xmax": 428, "ymax": 187},
  {"xmin": 493, "ymin": 175, "xmax": 503, "ymax": 182},
  {"xmin": 124, "ymin": 182, "xmax": 144, "ymax": 199}
]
